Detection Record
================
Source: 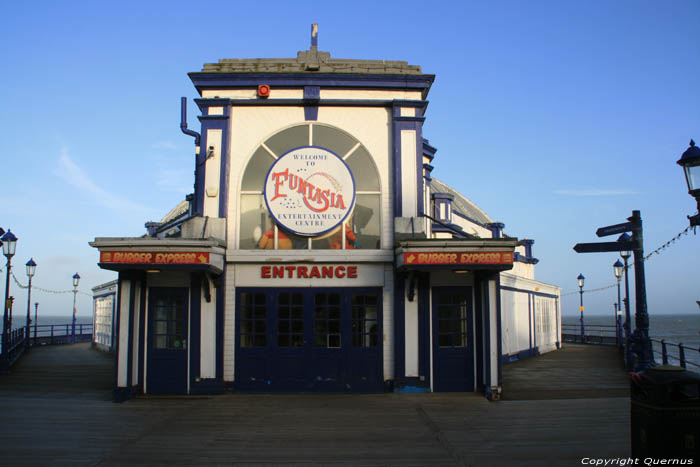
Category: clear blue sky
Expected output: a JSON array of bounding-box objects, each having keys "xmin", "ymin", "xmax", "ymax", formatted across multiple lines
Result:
[{"xmin": 1, "ymin": 0, "xmax": 698, "ymax": 321}]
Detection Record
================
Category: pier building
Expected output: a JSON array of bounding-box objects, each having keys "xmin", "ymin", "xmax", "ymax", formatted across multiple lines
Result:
[{"xmin": 90, "ymin": 28, "xmax": 560, "ymax": 400}]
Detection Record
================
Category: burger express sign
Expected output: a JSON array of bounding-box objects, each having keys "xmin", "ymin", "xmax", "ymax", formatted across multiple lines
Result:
[{"xmin": 264, "ymin": 146, "xmax": 356, "ymax": 236}]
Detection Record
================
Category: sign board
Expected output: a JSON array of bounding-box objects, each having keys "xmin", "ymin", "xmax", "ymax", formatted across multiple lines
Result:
[
  {"xmin": 573, "ymin": 241, "xmax": 635, "ymax": 253},
  {"xmin": 234, "ymin": 263, "xmax": 384, "ymax": 287},
  {"xmin": 596, "ymin": 221, "xmax": 639, "ymax": 237},
  {"xmin": 264, "ymin": 146, "xmax": 355, "ymax": 236},
  {"xmin": 403, "ymin": 251, "xmax": 513, "ymax": 266},
  {"xmin": 100, "ymin": 251, "xmax": 210, "ymax": 265}
]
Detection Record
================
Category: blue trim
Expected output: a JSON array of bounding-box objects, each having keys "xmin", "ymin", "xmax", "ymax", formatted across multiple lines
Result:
[
  {"xmin": 501, "ymin": 347, "xmax": 540, "ymax": 363},
  {"xmin": 513, "ymin": 252, "xmax": 540, "ymax": 264},
  {"xmin": 304, "ymin": 106, "xmax": 318, "ymax": 121},
  {"xmin": 499, "ymin": 285, "xmax": 559, "ymax": 300},
  {"xmin": 126, "ymin": 280, "xmax": 135, "ymax": 388},
  {"xmin": 113, "ymin": 275, "xmax": 123, "ymax": 400},
  {"xmin": 394, "ymin": 273, "xmax": 406, "ymax": 385},
  {"xmin": 113, "ymin": 386, "xmax": 136, "ymax": 403},
  {"xmin": 303, "ymin": 86, "xmax": 320, "ymax": 121},
  {"xmin": 415, "ymin": 121, "xmax": 424, "ymax": 217},
  {"xmin": 189, "ymin": 73, "xmax": 435, "ymax": 98},
  {"xmin": 196, "ymin": 108, "xmax": 230, "ymax": 217},
  {"xmin": 392, "ymin": 104, "xmax": 402, "ymax": 217},
  {"xmin": 418, "ymin": 273, "xmax": 430, "ymax": 383},
  {"xmin": 423, "ymin": 163, "xmax": 434, "ymax": 173},
  {"xmin": 422, "ymin": 138, "xmax": 437, "ymax": 161},
  {"xmin": 453, "ymin": 210, "xmax": 490, "ymax": 229},
  {"xmin": 303, "ymin": 86, "xmax": 320, "ymax": 100},
  {"xmin": 262, "ymin": 145, "xmax": 356, "ymax": 237},
  {"xmin": 395, "ymin": 384, "xmax": 430, "ymax": 393},
  {"xmin": 483, "ymin": 279, "xmax": 491, "ymax": 391},
  {"xmin": 528, "ymin": 291, "xmax": 533, "ymax": 352},
  {"xmin": 216, "ymin": 271, "xmax": 224, "ymax": 381},
  {"xmin": 487, "ymin": 222, "xmax": 505, "ymax": 239},
  {"xmin": 219, "ymin": 105, "xmax": 232, "ymax": 218},
  {"xmin": 138, "ymin": 278, "xmax": 146, "ymax": 392},
  {"xmin": 196, "ymin": 98, "xmax": 428, "ymax": 109},
  {"xmin": 189, "ymin": 273, "xmax": 202, "ymax": 392},
  {"xmin": 495, "ymin": 274, "xmax": 502, "ymax": 387}
]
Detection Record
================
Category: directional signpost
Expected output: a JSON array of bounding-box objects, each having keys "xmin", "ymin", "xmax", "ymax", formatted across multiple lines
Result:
[{"xmin": 573, "ymin": 210, "xmax": 652, "ymax": 371}]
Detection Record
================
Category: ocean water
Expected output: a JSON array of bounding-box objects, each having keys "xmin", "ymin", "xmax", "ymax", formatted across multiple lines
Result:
[{"xmin": 563, "ymin": 313, "xmax": 700, "ymax": 370}]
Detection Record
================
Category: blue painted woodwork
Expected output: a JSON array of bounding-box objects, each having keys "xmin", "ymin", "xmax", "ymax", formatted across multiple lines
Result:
[
  {"xmin": 432, "ymin": 287, "xmax": 474, "ymax": 392},
  {"xmin": 189, "ymin": 74, "xmax": 434, "ymax": 98},
  {"xmin": 147, "ymin": 287, "xmax": 189, "ymax": 394},
  {"xmin": 235, "ymin": 287, "xmax": 383, "ymax": 392}
]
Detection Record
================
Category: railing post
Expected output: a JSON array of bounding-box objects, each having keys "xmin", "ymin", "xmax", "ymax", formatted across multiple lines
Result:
[
  {"xmin": 661, "ymin": 340, "xmax": 668, "ymax": 365},
  {"xmin": 678, "ymin": 344, "xmax": 686, "ymax": 369},
  {"xmin": 50, "ymin": 325, "xmax": 54, "ymax": 345}
]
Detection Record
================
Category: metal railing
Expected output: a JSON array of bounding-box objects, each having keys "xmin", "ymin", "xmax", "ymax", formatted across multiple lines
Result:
[
  {"xmin": 561, "ymin": 323, "xmax": 620, "ymax": 345},
  {"xmin": 650, "ymin": 338, "xmax": 700, "ymax": 370},
  {"xmin": 31, "ymin": 324, "xmax": 93, "ymax": 346},
  {"xmin": 2, "ymin": 323, "xmax": 94, "ymax": 370}
]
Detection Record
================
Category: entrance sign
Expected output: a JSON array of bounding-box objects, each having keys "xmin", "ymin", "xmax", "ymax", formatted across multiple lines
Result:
[
  {"xmin": 100, "ymin": 251, "xmax": 210, "ymax": 265},
  {"xmin": 403, "ymin": 251, "xmax": 513, "ymax": 265},
  {"xmin": 264, "ymin": 146, "xmax": 356, "ymax": 236}
]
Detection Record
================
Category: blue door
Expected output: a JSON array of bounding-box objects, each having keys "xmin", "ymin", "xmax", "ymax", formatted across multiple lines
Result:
[
  {"xmin": 432, "ymin": 287, "xmax": 474, "ymax": 392},
  {"xmin": 147, "ymin": 287, "xmax": 188, "ymax": 394},
  {"xmin": 235, "ymin": 288, "xmax": 382, "ymax": 392}
]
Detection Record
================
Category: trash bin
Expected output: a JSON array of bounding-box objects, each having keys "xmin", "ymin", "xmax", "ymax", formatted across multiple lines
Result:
[{"xmin": 631, "ymin": 365, "xmax": 700, "ymax": 459}]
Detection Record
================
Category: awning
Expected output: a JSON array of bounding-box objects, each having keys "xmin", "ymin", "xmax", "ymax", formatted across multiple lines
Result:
[
  {"xmin": 395, "ymin": 239, "xmax": 518, "ymax": 272},
  {"xmin": 89, "ymin": 238, "xmax": 226, "ymax": 274}
]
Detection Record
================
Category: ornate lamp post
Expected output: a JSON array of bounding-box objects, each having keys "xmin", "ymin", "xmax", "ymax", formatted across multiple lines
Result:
[
  {"xmin": 2, "ymin": 230, "xmax": 18, "ymax": 370},
  {"xmin": 613, "ymin": 259, "xmax": 623, "ymax": 349},
  {"xmin": 677, "ymin": 139, "xmax": 700, "ymax": 227},
  {"xmin": 25, "ymin": 259, "xmax": 36, "ymax": 351},
  {"xmin": 618, "ymin": 233, "xmax": 633, "ymax": 370},
  {"xmin": 577, "ymin": 273, "xmax": 585, "ymax": 343},
  {"xmin": 71, "ymin": 273, "xmax": 80, "ymax": 344}
]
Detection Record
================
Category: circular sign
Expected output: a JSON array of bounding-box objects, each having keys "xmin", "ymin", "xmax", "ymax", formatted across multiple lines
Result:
[{"xmin": 263, "ymin": 146, "xmax": 356, "ymax": 236}]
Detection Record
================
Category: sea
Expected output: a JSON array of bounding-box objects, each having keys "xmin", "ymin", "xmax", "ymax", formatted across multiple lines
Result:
[{"xmin": 562, "ymin": 313, "xmax": 700, "ymax": 370}]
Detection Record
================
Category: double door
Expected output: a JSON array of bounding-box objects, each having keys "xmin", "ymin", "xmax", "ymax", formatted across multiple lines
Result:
[{"xmin": 236, "ymin": 288, "xmax": 382, "ymax": 392}]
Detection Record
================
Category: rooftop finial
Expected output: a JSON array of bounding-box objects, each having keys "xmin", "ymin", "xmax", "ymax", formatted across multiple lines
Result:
[
  {"xmin": 691, "ymin": 139, "xmax": 696, "ymax": 148},
  {"xmin": 311, "ymin": 23, "xmax": 318, "ymax": 50}
]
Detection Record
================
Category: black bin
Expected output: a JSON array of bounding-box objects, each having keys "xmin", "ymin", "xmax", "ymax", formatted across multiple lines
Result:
[{"xmin": 631, "ymin": 365, "xmax": 700, "ymax": 459}]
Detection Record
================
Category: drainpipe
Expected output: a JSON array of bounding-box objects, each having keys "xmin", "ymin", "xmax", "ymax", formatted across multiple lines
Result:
[{"xmin": 180, "ymin": 97, "xmax": 200, "ymax": 146}]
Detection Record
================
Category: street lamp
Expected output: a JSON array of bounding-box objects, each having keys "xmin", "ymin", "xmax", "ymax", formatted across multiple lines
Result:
[
  {"xmin": 618, "ymin": 233, "xmax": 633, "ymax": 370},
  {"xmin": 578, "ymin": 273, "xmax": 585, "ymax": 343},
  {"xmin": 613, "ymin": 259, "xmax": 623, "ymax": 349},
  {"xmin": 676, "ymin": 139, "xmax": 700, "ymax": 227},
  {"xmin": 71, "ymin": 273, "xmax": 80, "ymax": 344},
  {"xmin": 25, "ymin": 259, "xmax": 36, "ymax": 351},
  {"xmin": 2, "ymin": 230, "xmax": 18, "ymax": 370}
]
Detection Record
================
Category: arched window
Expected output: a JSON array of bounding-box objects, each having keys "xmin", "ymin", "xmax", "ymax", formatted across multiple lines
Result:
[{"xmin": 239, "ymin": 124, "xmax": 381, "ymax": 250}]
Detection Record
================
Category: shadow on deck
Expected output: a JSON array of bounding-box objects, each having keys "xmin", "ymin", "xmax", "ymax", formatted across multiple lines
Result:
[{"xmin": 0, "ymin": 342, "xmax": 630, "ymax": 466}]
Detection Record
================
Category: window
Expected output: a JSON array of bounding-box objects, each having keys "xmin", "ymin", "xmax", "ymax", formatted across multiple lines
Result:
[
  {"xmin": 278, "ymin": 292, "xmax": 304, "ymax": 347},
  {"xmin": 240, "ymin": 292, "xmax": 266, "ymax": 347},
  {"xmin": 239, "ymin": 123, "xmax": 381, "ymax": 250},
  {"xmin": 154, "ymin": 295, "xmax": 185, "ymax": 349},
  {"xmin": 352, "ymin": 293, "xmax": 379, "ymax": 347},
  {"xmin": 437, "ymin": 292, "xmax": 468, "ymax": 348},
  {"xmin": 314, "ymin": 293, "xmax": 341, "ymax": 348}
]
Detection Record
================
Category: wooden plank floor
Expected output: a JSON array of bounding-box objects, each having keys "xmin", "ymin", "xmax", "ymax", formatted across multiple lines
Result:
[{"xmin": 0, "ymin": 343, "xmax": 630, "ymax": 466}]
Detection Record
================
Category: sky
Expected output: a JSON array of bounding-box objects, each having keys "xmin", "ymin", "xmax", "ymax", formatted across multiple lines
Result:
[{"xmin": 1, "ymin": 0, "xmax": 698, "ymax": 322}]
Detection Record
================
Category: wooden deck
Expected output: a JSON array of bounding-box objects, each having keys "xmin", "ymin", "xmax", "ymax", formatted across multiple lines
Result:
[{"xmin": 0, "ymin": 343, "xmax": 630, "ymax": 466}]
